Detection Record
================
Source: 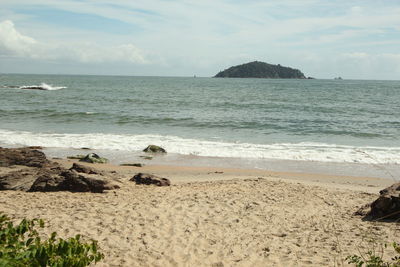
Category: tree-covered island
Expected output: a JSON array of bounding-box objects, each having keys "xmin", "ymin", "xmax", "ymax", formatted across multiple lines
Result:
[{"xmin": 214, "ymin": 61, "xmax": 307, "ymax": 79}]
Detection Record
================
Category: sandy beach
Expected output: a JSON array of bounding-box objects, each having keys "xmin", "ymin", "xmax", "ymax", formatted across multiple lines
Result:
[{"xmin": 1, "ymin": 157, "xmax": 399, "ymax": 266}]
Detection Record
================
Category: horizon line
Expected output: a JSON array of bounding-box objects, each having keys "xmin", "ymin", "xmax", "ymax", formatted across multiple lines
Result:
[{"xmin": 1, "ymin": 72, "xmax": 399, "ymax": 81}]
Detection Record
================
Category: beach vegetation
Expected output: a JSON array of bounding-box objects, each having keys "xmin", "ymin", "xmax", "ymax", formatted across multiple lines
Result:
[
  {"xmin": 346, "ymin": 241, "xmax": 400, "ymax": 267},
  {"xmin": 0, "ymin": 213, "xmax": 104, "ymax": 266}
]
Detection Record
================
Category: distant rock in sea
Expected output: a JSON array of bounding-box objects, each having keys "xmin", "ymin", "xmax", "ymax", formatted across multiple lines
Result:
[{"xmin": 214, "ymin": 61, "xmax": 306, "ymax": 79}]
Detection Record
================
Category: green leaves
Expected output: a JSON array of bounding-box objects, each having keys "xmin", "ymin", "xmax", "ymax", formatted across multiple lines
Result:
[
  {"xmin": 346, "ymin": 242, "xmax": 400, "ymax": 267},
  {"xmin": 0, "ymin": 213, "xmax": 104, "ymax": 266}
]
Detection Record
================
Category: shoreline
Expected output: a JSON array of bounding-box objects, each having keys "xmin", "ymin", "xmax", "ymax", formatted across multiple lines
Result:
[
  {"xmin": 1, "ymin": 129, "xmax": 400, "ymax": 178},
  {"xmin": 52, "ymin": 158, "xmax": 394, "ymax": 194},
  {"xmin": 34, "ymin": 145, "xmax": 400, "ymax": 181},
  {"xmin": 1, "ymin": 143, "xmax": 397, "ymax": 191}
]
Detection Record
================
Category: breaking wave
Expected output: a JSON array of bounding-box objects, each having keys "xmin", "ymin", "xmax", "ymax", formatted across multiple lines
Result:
[
  {"xmin": 2, "ymin": 83, "xmax": 66, "ymax": 90},
  {"xmin": 19, "ymin": 83, "xmax": 66, "ymax": 90},
  {"xmin": 0, "ymin": 129, "xmax": 399, "ymax": 164}
]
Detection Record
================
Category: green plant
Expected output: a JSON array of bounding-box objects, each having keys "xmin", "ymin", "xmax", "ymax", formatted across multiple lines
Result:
[
  {"xmin": 346, "ymin": 242, "xmax": 400, "ymax": 267},
  {"xmin": 0, "ymin": 213, "xmax": 104, "ymax": 266}
]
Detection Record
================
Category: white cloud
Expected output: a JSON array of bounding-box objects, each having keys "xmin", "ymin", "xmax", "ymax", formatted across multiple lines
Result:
[
  {"xmin": 1, "ymin": 1, "xmax": 400, "ymax": 78},
  {"xmin": 0, "ymin": 20, "xmax": 37, "ymax": 56},
  {"xmin": 343, "ymin": 52, "xmax": 369, "ymax": 59},
  {"xmin": 114, "ymin": 44, "xmax": 147, "ymax": 64},
  {"xmin": 58, "ymin": 42, "xmax": 148, "ymax": 64},
  {"xmin": 0, "ymin": 20, "xmax": 148, "ymax": 64}
]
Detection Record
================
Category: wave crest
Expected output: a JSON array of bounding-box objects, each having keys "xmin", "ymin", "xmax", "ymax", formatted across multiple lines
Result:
[
  {"xmin": 0, "ymin": 129, "xmax": 399, "ymax": 164},
  {"xmin": 0, "ymin": 83, "xmax": 67, "ymax": 90},
  {"xmin": 19, "ymin": 82, "xmax": 66, "ymax": 90}
]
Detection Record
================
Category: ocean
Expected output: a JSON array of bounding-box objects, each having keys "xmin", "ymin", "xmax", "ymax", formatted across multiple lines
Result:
[{"xmin": 1, "ymin": 74, "xmax": 399, "ymax": 178}]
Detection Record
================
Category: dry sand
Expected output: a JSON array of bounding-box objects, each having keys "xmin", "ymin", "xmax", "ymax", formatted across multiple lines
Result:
[{"xmin": 1, "ymin": 159, "xmax": 399, "ymax": 266}]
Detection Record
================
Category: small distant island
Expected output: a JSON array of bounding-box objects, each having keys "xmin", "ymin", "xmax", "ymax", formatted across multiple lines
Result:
[{"xmin": 214, "ymin": 61, "xmax": 309, "ymax": 79}]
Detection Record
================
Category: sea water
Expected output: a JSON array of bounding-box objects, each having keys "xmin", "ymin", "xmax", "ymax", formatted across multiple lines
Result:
[{"xmin": 1, "ymin": 74, "xmax": 399, "ymax": 178}]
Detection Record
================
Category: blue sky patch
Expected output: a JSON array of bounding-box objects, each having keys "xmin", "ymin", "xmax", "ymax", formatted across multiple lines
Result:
[{"xmin": 14, "ymin": 7, "xmax": 138, "ymax": 35}]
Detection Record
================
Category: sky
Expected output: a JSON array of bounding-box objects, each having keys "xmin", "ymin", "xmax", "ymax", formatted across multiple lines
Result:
[{"xmin": 0, "ymin": 0, "xmax": 400, "ymax": 79}]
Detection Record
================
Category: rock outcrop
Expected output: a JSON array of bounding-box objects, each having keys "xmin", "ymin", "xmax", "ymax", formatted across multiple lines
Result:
[
  {"xmin": 0, "ymin": 148, "xmax": 118, "ymax": 193},
  {"xmin": 0, "ymin": 147, "xmax": 50, "ymax": 167},
  {"xmin": 20, "ymin": 86, "xmax": 47, "ymax": 90},
  {"xmin": 130, "ymin": 173, "xmax": 171, "ymax": 186},
  {"xmin": 70, "ymin": 163, "xmax": 102, "ymax": 175},
  {"xmin": 30, "ymin": 169, "xmax": 119, "ymax": 193},
  {"xmin": 143, "ymin": 145, "xmax": 167, "ymax": 153},
  {"xmin": 0, "ymin": 168, "xmax": 39, "ymax": 191},
  {"xmin": 356, "ymin": 182, "xmax": 400, "ymax": 221},
  {"xmin": 79, "ymin": 153, "xmax": 108, "ymax": 164}
]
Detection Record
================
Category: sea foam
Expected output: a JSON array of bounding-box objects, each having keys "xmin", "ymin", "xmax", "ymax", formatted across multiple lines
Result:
[
  {"xmin": 19, "ymin": 83, "xmax": 66, "ymax": 90},
  {"xmin": 0, "ymin": 129, "xmax": 399, "ymax": 164}
]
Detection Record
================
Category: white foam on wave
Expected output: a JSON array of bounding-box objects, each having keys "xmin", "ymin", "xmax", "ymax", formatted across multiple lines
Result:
[
  {"xmin": 0, "ymin": 129, "xmax": 399, "ymax": 164},
  {"xmin": 19, "ymin": 83, "xmax": 66, "ymax": 90}
]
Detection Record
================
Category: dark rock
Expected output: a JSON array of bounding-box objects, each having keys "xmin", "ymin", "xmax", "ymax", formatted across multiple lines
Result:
[
  {"xmin": 0, "ymin": 166, "xmax": 118, "ymax": 193},
  {"xmin": 0, "ymin": 164, "xmax": 62, "ymax": 191},
  {"xmin": 143, "ymin": 145, "xmax": 167, "ymax": 153},
  {"xmin": 357, "ymin": 182, "xmax": 400, "ymax": 220},
  {"xmin": 79, "ymin": 153, "xmax": 108, "ymax": 164},
  {"xmin": 0, "ymin": 147, "xmax": 118, "ymax": 193},
  {"xmin": 70, "ymin": 163, "xmax": 101, "ymax": 174},
  {"xmin": 26, "ymin": 146, "xmax": 43, "ymax": 150},
  {"xmin": 139, "ymin": 156, "xmax": 153, "ymax": 160},
  {"xmin": 354, "ymin": 204, "xmax": 370, "ymax": 216},
  {"xmin": 29, "ymin": 170, "xmax": 66, "ymax": 192},
  {"xmin": 120, "ymin": 163, "xmax": 144, "ymax": 167},
  {"xmin": 0, "ymin": 147, "xmax": 50, "ymax": 167},
  {"xmin": 29, "ymin": 170, "xmax": 119, "ymax": 193},
  {"xmin": 20, "ymin": 86, "xmax": 47, "ymax": 90},
  {"xmin": 0, "ymin": 169, "xmax": 38, "ymax": 191},
  {"xmin": 67, "ymin": 155, "xmax": 86, "ymax": 160},
  {"xmin": 130, "ymin": 173, "xmax": 170, "ymax": 186}
]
